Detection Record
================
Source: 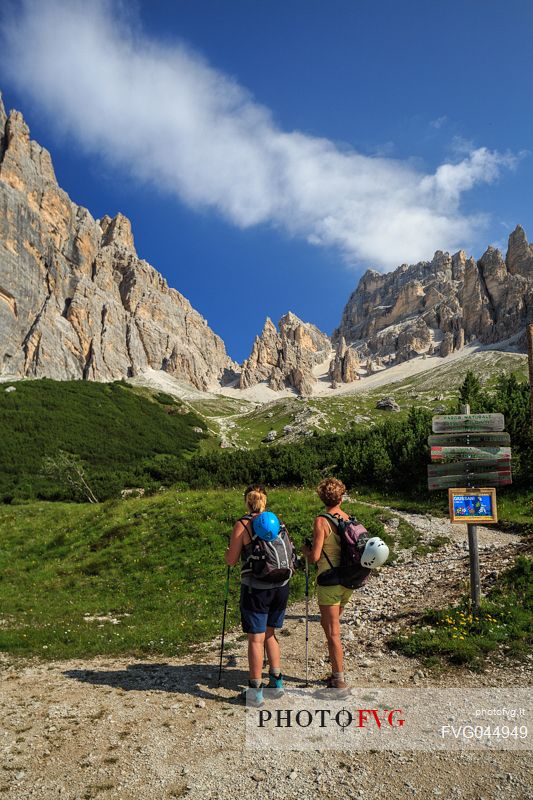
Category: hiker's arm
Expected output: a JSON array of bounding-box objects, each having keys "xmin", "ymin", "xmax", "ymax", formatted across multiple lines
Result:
[
  {"xmin": 302, "ymin": 517, "xmax": 327, "ymax": 563},
  {"xmin": 225, "ymin": 521, "xmax": 246, "ymax": 566}
]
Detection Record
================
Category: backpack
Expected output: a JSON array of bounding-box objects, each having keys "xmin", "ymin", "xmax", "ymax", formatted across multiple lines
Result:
[
  {"xmin": 316, "ymin": 513, "xmax": 371, "ymax": 590},
  {"xmin": 240, "ymin": 514, "xmax": 297, "ymax": 583}
]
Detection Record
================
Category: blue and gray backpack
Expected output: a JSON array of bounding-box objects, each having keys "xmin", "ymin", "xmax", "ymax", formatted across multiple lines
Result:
[{"xmin": 240, "ymin": 513, "xmax": 297, "ymax": 583}]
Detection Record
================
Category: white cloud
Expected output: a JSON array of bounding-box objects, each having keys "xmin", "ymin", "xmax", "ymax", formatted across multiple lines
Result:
[
  {"xmin": 0, "ymin": 0, "xmax": 522, "ymax": 269},
  {"xmin": 430, "ymin": 115, "xmax": 448, "ymax": 130}
]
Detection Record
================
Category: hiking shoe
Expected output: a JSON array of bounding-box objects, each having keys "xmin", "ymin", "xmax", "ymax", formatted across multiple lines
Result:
[
  {"xmin": 326, "ymin": 675, "xmax": 349, "ymax": 690},
  {"xmin": 313, "ymin": 676, "xmax": 352, "ymax": 699},
  {"xmin": 243, "ymin": 684, "xmax": 264, "ymax": 708},
  {"xmin": 267, "ymin": 672, "xmax": 284, "ymax": 698}
]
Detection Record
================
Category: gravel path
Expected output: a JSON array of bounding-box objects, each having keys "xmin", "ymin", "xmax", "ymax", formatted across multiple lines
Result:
[{"xmin": 1, "ymin": 512, "xmax": 532, "ymax": 800}]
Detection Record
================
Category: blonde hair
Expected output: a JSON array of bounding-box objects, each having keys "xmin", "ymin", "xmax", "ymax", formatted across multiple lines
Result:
[
  {"xmin": 317, "ymin": 477, "xmax": 345, "ymax": 508},
  {"xmin": 244, "ymin": 484, "xmax": 267, "ymax": 514}
]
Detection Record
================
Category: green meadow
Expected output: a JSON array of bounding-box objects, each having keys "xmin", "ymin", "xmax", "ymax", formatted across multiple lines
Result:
[{"xmin": 0, "ymin": 488, "xmax": 407, "ymax": 661}]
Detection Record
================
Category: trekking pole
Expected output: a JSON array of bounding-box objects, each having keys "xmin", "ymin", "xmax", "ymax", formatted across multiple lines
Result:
[
  {"xmin": 217, "ymin": 565, "xmax": 231, "ymax": 687},
  {"xmin": 304, "ymin": 547, "xmax": 310, "ymax": 688}
]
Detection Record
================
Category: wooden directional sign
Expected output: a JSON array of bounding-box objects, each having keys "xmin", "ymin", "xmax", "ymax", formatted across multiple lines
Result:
[
  {"xmin": 431, "ymin": 446, "xmax": 511, "ymax": 462},
  {"xmin": 428, "ymin": 459, "xmax": 512, "ymax": 477},
  {"xmin": 432, "ymin": 413, "xmax": 505, "ymax": 433},
  {"xmin": 428, "ymin": 409, "xmax": 511, "ymax": 492},
  {"xmin": 428, "ymin": 472, "xmax": 513, "ymax": 491},
  {"xmin": 427, "ymin": 432, "xmax": 511, "ymax": 447}
]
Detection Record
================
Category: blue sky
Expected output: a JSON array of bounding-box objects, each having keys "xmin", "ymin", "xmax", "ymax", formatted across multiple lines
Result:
[{"xmin": 1, "ymin": 0, "xmax": 532, "ymax": 361}]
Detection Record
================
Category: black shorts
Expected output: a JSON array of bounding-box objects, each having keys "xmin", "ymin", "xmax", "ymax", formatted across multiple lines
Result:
[{"xmin": 240, "ymin": 583, "xmax": 290, "ymax": 634}]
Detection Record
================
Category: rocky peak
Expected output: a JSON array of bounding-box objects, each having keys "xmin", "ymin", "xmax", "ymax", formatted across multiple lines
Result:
[
  {"xmin": 451, "ymin": 250, "xmax": 467, "ymax": 281},
  {"xmin": 329, "ymin": 336, "xmax": 360, "ymax": 385},
  {"xmin": 334, "ymin": 226, "xmax": 533, "ymax": 382},
  {"xmin": 0, "ymin": 94, "xmax": 7, "ymax": 159},
  {"xmin": 240, "ymin": 312, "xmax": 331, "ymax": 396},
  {"xmin": 100, "ymin": 213, "xmax": 135, "ymax": 251},
  {"xmin": 0, "ymin": 107, "xmax": 57, "ymax": 191},
  {"xmin": 506, "ymin": 224, "xmax": 533, "ymax": 277}
]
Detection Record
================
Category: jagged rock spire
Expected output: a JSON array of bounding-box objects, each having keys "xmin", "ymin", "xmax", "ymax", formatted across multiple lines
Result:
[
  {"xmin": 240, "ymin": 312, "xmax": 331, "ymax": 395},
  {"xmin": 506, "ymin": 224, "xmax": 533, "ymax": 277}
]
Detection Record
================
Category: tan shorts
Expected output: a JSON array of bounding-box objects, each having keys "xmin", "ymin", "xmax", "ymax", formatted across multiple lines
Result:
[{"xmin": 316, "ymin": 583, "xmax": 353, "ymax": 607}]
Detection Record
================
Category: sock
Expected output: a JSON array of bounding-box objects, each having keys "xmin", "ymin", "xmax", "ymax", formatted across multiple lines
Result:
[
  {"xmin": 269, "ymin": 667, "xmax": 281, "ymax": 677},
  {"xmin": 333, "ymin": 671, "xmax": 345, "ymax": 681},
  {"xmin": 249, "ymin": 678, "xmax": 261, "ymax": 689}
]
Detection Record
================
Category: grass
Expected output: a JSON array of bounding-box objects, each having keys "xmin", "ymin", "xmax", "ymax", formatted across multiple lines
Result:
[
  {"xmin": 186, "ymin": 349, "xmax": 528, "ymax": 449},
  {"xmin": 389, "ymin": 556, "xmax": 533, "ymax": 669},
  {"xmin": 0, "ymin": 488, "xmax": 434, "ymax": 661}
]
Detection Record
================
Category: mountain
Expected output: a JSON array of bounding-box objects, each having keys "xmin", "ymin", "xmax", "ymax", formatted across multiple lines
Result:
[
  {"xmin": 1, "ymin": 91, "xmax": 532, "ymax": 400},
  {"xmin": 334, "ymin": 230, "xmax": 533, "ymax": 376},
  {"xmin": 0, "ymin": 94, "xmax": 236, "ymax": 390}
]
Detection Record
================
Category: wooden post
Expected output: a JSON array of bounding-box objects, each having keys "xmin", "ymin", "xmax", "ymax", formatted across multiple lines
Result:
[
  {"xmin": 461, "ymin": 403, "xmax": 481, "ymax": 612},
  {"xmin": 528, "ymin": 324, "xmax": 533, "ymax": 430}
]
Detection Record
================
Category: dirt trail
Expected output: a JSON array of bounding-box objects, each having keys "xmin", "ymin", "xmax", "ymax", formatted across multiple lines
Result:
[{"xmin": 1, "ymin": 512, "xmax": 532, "ymax": 800}]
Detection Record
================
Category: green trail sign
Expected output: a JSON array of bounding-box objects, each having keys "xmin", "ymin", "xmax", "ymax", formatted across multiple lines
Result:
[
  {"xmin": 427, "ymin": 432, "xmax": 511, "ymax": 447},
  {"xmin": 432, "ymin": 413, "xmax": 505, "ymax": 433},
  {"xmin": 428, "ymin": 472, "xmax": 512, "ymax": 491},
  {"xmin": 431, "ymin": 446, "xmax": 512, "ymax": 462},
  {"xmin": 428, "ymin": 459, "xmax": 513, "ymax": 477}
]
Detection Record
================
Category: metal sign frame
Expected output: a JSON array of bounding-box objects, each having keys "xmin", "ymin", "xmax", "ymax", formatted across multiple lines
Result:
[{"xmin": 448, "ymin": 488, "xmax": 498, "ymax": 524}]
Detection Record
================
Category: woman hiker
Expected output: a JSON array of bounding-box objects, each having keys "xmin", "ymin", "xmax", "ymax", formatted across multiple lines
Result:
[
  {"xmin": 224, "ymin": 484, "xmax": 293, "ymax": 706},
  {"xmin": 302, "ymin": 477, "xmax": 353, "ymax": 695}
]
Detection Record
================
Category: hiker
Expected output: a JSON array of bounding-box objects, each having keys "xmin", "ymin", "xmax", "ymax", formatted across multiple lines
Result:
[
  {"xmin": 224, "ymin": 485, "xmax": 295, "ymax": 705},
  {"xmin": 302, "ymin": 477, "xmax": 353, "ymax": 693}
]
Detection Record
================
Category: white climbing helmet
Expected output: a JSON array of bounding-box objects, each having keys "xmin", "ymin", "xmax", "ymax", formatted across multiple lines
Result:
[{"xmin": 361, "ymin": 537, "xmax": 389, "ymax": 568}]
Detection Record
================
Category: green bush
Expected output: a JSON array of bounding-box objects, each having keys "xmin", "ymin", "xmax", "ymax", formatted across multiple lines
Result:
[{"xmin": 0, "ymin": 379, "xmax": 205, "ymax": 502}]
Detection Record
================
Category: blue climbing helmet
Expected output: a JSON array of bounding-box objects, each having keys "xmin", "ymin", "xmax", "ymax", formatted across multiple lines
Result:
[{"xmin": 252, "ymin": 511, "xmax": 281, "ymax": 541}]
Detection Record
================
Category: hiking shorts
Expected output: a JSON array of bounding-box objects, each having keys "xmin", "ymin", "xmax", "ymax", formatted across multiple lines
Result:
[
  {"xmin": 316, "ymin": 583, "xmax": 353, "ymax": 607},
  {"xmin": 240, "ymin": 583, "xmax": 290, "ymax": 634}
]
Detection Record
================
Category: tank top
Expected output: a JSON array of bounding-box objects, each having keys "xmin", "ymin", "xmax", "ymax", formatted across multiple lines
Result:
[
  {"xmin": 239, "ymin": 514, "xmax": 289, "ymax": 590},
  {"xmin": 316, "ymin": 513, "xmax": 348, "ymax": 577}
]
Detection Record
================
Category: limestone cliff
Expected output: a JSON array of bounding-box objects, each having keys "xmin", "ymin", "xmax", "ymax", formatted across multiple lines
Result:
[{"xmin": 0, "ymin": 93, "xmax": 236, "ymax": 390}]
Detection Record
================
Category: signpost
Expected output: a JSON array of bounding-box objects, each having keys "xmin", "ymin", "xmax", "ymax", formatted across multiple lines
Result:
[
  {"xmin": 428, "ymin": 459, "xmax": 511, "ymax": 476},
  {"xmin": 431, "ymin": 445, "xmax": 511, "ymax": 462},
  {"xmin": 427, "ymin": 432, "xmax": 510, "ymax": 447},
  {"xmin": 432, "ymin": 413, "xmax": 505, "ymax": 433},
  {"xmin": 428, "ymin": 472, "xmax": 512, "ymax": 491},
  {"xmin": 428, "ymin": 405, "xmax": 512, "ymax": 612}
]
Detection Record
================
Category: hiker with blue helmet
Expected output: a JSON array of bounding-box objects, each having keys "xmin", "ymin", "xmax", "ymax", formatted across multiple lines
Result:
[{"xmin": 225, "ymin": 485, "xmax": 296, "ymax": 706}]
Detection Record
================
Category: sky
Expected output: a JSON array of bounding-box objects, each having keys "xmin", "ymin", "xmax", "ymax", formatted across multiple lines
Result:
[{"xmin": 1, "ymin": 0, "xmax": 532, "ymax": 361}]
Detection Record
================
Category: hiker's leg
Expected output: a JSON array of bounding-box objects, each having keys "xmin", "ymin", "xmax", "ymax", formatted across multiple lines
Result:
[
  {"xmin": 319, "ymin": 604, "xmax": 343, "ymax": 674},
  {"xmin": 248, "ymin": 632, "xmax": 266, "ymax": 681},
  {"xmin": 264, "ymin": 584, "xmax": 289, "ymax": 673},
  {"xmin": 264, "ymin": 626, "xmax": 281, "ymax": 672}
]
